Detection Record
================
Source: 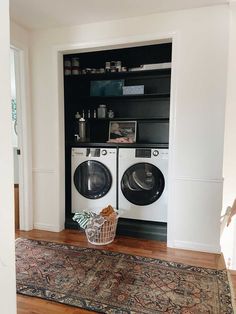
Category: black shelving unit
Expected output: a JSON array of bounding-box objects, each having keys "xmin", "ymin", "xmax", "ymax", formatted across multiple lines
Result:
[{"xmin": 63, "ymin": 43, "xmax": 171, "ymax": 239}]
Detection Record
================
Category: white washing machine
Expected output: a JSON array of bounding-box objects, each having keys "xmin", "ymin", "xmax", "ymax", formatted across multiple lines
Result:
[
  {"xmin": 71, "ymin": 147, "xmax": 117, "ymax": 213},
  {"xmin": 118, "ymin": 148, "xmax": 168, "ymax": 222}
]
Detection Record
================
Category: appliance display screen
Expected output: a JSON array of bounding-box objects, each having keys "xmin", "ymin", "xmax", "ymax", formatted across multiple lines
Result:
[{"xmin": 135, "ymin": 149, "xmax": 151, "ymax": 158}]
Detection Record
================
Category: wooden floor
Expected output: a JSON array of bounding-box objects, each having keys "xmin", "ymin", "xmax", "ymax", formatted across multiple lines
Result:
[{"xmin": 15, "ymin": 229, "xmax": 236, "ymax": 314}]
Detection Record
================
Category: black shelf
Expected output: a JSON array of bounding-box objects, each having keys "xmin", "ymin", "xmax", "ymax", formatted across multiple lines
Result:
[
  {"xmin": 64, "ymin": 68, "xmax": 171, "ymax": 81},
  {"xmin": 78, "ymin": 93, "xmax": 170, "ymax": 100},
  {"xmin": 86, "ymin": 117, "xmax": 169, "ymax": 121},
  {"xmin": 68, "ymin": 142, "xmax": 169, "ymax": 148}
]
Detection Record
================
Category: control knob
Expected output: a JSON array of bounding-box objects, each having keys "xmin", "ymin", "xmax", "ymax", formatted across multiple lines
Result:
[
  {"xmin": 101, "ymin": 149, "xmax": 107, "ymax": 156},
  {"xmin": 153, "ymin": 150, "xmax": 159, "ymax": 156}
]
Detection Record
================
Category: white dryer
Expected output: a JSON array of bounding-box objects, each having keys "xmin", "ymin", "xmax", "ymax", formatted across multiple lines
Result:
[
  {"xmin": 71, "ymin": 147, "xmax": 117, "ymax": 213},
  {"xmin": 118, "ymin": 148, "xmax": 168, "ymax": 222}
]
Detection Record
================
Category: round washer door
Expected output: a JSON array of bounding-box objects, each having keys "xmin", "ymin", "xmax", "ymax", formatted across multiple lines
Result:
[
  {"xmin": 74, "ymin": 160, "xmax": 112, "ymax": 199},
  {"xmin": 121, "ymin": 162, "xmax": 165, "ymax": 205}
]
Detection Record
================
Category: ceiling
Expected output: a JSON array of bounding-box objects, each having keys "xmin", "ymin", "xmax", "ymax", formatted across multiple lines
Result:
[{"xmin": 10, "ymin": 0, "xmax": 229, "ymax": 30}]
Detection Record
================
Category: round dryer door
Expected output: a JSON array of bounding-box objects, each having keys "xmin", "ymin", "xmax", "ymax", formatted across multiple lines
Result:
[
  {"xmin": 74, "ymin": 160, "xmax": 112, "ymax": 199},
  {"xmin": 121, "ymin": 162, "xmax": 165, "ymax": 206}
]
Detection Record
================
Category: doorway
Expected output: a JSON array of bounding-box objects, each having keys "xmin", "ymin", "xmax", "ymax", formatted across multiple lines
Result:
[{"xmin": 10, "ymin": 45, "xmax": 33, "ymax": 231}]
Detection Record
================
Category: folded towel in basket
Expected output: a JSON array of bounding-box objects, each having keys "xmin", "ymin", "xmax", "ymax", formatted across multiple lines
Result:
[
  {"xmin": 73, "ymin": 211, "xmax": 96, "ymax": 229},
  {"xmin": 86, "ymin": 214, "xmax": 106, "ymax": 241}
]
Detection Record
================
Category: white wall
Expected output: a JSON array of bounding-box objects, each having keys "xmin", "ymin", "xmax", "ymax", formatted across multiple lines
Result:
[
  {"xmin": 0, "ymin": 0, "xmax": 17, "ymax": 313},
  {"xmin": 11, "ymin": 21, "xmax": 30, "ymax": 48},
  {"xmin": 29, "ymin": 5, "xmax": 229, "ymax": 252},
  {"xmin": 222, "ymin": 2, "xmax": 236, "ymax": 269}
]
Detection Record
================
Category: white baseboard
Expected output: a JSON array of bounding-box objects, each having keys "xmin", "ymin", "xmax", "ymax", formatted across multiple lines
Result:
[
  {"xmin": 167, "ymin": 240, "xmax": 221, "ymax": 254},
  {"xmin": 33, "ymin": 223, "xmax": 63, "ymax": 232}
]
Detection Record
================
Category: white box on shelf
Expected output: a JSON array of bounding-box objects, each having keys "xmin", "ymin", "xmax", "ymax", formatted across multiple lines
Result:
[
  {"xmin": 142, "ymin": 62, "xmax": 171, "ymax": 70},
  {"xmin": 122, "ymin": 85, "xmax": 144, "ymax": 95},
  {"xmin": 129, "ymin": 62, "xmax": 171, "ymax": 71}
]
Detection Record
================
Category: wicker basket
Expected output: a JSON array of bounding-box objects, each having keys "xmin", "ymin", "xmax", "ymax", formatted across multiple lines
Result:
[{"xmin": 85, "ymin": 215, "xmax": 119, "ymax": 245}]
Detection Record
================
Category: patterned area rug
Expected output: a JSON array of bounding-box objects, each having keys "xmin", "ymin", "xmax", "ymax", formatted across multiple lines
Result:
[{"xmin": 16, "ymin": 238, "xmax": 234, "ymax": 314}]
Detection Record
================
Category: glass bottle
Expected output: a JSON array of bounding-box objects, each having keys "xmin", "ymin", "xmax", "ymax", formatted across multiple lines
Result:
[
  {"xmin": 97, "ymin": 104, "xmax": 107, "ymax": 118},
  {"xmin": 108, "ymin": 110, "xmax": 114, "ymax": 118}
]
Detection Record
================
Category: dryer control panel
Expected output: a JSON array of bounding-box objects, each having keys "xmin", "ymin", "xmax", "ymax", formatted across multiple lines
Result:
[{"xmin": 134, "ymin": 148, "xmax": 168, "ymax": 159}]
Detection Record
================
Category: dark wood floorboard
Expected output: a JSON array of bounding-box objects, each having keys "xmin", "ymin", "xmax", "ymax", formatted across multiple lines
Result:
[{"xmin": 15, "ymin": 229, "xmax": 234, "ymax": 314}]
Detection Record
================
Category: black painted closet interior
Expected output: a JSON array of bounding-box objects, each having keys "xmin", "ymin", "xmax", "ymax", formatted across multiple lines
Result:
[{"xmin": 64, "ymin": 42, "xmax": 172, "ymax": 240}]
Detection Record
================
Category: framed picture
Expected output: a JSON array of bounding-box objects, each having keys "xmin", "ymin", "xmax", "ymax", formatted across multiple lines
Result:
[{"xmin": 108, "ymin": 121, "xmax": 137, "ymax": 143}]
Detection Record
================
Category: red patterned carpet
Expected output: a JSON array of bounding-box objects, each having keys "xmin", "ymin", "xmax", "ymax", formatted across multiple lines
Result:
[{"xmin": 16, "ymin": 238, "xmax": 234, "ymax": 313}]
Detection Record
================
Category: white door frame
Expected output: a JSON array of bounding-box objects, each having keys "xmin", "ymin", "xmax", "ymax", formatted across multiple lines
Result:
[
  {"xmin": 53, "ymin": 32, "xmax": 178, "ymax": 244},
  {"xmin": 11, "ymin": 44, "xmax": 33, "ymax": 231}
]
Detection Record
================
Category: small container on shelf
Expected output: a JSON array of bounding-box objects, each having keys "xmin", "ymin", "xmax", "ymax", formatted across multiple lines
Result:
[
  {"xmin": 71, "ymin": 57, "xmax": 80, "ymax": 75},
  {"xmin": 105, "ymin": 62, "xmax": 111, "ymax": 72},
  {"xmin": 75, "ymin": 111, "xmax": 81, "ymax": 120},
  {"xmin": 76, "ymin": 118, "xmax": 87, "ymax": 142},
  {"xmin": 105, "ymin": 60, "xmax": 122, "ymax": 72},
  {"xmin": 110, "ymin": 60, "xmax": 122, "ymax": 72},
  {"xmin": 93, "ymin": 109, "xmax": 97, "ymax": 118},
  {"xmin": 108, "ymin": 110, "xmax": 115, "ymax": 119},
  {"xmin": 97, "ymin": 104, "xmax": 107, "ymax": 118},
  {"xmin": 64, "ymin": 59, "xmax": 72, "ymax": 76}
]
